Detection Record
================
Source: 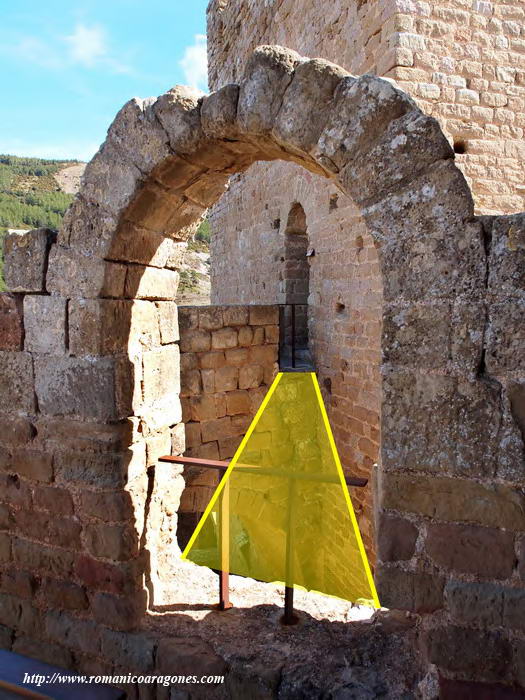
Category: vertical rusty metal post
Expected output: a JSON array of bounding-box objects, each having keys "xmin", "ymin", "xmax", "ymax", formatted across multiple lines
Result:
[
  {"xmin": 282, "ymin": 478, "xmax": 299, "ymax": 625},
  {"xmin": 291, "ymin": 304, "xmax": 296, "ymax": 368},
  {"xmin": 218, "ymin": 480, "xmax": 233, "ymax": 610}
]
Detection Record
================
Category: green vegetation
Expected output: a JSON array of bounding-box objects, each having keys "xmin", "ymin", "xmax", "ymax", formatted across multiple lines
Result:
[
  {"xmin": 178, "ymin": 268, "xmax": 199, "ymax": 293},
  {"xmin": 0, "ymin": 155, "xmax": 77, "ymax": 291}
]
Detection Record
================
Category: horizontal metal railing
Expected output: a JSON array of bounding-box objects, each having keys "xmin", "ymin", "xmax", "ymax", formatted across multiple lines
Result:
[{"xmin": 160, "ymin": 454, "xmax": 368, "ymax": 624}]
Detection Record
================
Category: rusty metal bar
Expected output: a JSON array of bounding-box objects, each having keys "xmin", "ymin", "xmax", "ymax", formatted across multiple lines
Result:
[
  {"xmin": 291, "ymin": 303, "xmax": 296, "ymax": 368},
  {"xmin": 218, "ymin": 480, "xmax": 233, "ymax": 610},
  {"xmin": 159, "ymin": 455, "xmax": 368, "ymax": 488},
  {"xmin": 160, "ymin": 455, "xmax": 368, "ymax": 619},
  {"xmin": 282, "ymin": 478, "xmax": 299, "ymax": 625}
]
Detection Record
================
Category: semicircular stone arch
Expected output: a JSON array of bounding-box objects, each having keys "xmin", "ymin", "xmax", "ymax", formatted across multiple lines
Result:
[{"xmin": 5, "ymin": 44, "xmax": 525, "ymax": 686}]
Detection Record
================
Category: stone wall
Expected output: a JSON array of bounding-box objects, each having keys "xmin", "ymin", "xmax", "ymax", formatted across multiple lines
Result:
[
  {"xmin": 207, "ymin": 0, "xmax": 525, "ymax": 214},
  {"xmin": 0, "ymin": 43, "xmax": 523, "ymax": 696},
  {"xmin": 211, "ymin": 165, "xmax": 382, "ymax": 557},
  {"xmin": 207, "ymin": 0, "xmax": 525, "ymax": 587},
  {"xmin": 177, "ymin": 304, "xmax": 279, "ymax": 544}
]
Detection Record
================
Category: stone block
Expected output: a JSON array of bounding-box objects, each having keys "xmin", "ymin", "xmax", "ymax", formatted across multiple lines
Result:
[
  {"xmin": 362, "ymin": 163, "xmax": 483, "ymax": 302},
  {"xmin": 222, "ymin": 306, "xmax": 249, "ymax": 326},
  {"xmin": 142, "ymin": 345, "xmax": 180, "ymax": 405},
  {"xmin": 54, "ymin": 450, "xmax": 135, "ymax": 488},
  {"xmin": 125, "ymin": 265, "xmax": 180, "ymax": 301},
  {"xmin": 381, "ymin": 370, "xmax": 504, "ymax": 478},
  {"xmin": 198, "ymin": 306, "xmax": 223, "ymax": 330},
  {"xmin": 92, "ymin": 590, "xmax": 147, "ymax": 631},
  {"xmin": 0, "ymin": 534, "xmax": 10, "ymax": 562},
  {"xmin": 3, "ymin": 229, "xmax": 53, "ymax": 292},
  {"xmin": 342, "ymin": 111, "xmax": 453, "ymax": 206},
  {"xmin": 380, "ymin": 472, "xmax": 525, "ymax": 530},
  {"xmin": 239, "ymin": 364, "xmax": 264, "ymax": 390},
  {"xmin": 46, "ymin": 245, "xmax": 127, "ymax": 298},
  {"xmin": 199, "ymin": 351, "xmax": 225, "ymax": 369},
  {"xmin": 211, "ymin": 327, "xmax": 238, "ymax": 350},
  {"xmin": 274, "ymin": 57, "xmax": 348, "ymax": 153},
  {"xmin": 0, "ymin": 569, "xmax": 36, "ymax": 599},
  {"xmin": 226, "ymin": 390, "xmax": 251, "ymax": 415},
  {"xmin": 445, "ymin": 580, "xmax": 504, "ymax": 626},
  {"xmin": 101, "ymin": 628, "xmax": 155, "ymax": 673},
  {"xmin": 424, "ymin": 625, "xmax": 512, "ymax": 682},
  {"xmin": 107, "ymin": 96, "xmax": 171, "ymax": 174},
  {"xmin": 45, "ymin": 610, "xmax": 102, "ymax": 656},
  {"xmin": 377, "ymin": 513, "xmax": 418, "ymax": 562},
  {"xmin": 252, "ymin": 327, "xmax": 265, "ymax": 345},
  {"xmin": 23, "ymin": 296, "xmax": 67, "ymax": 354},
  {"xmin": 156, "ymin": 302, "xmax": 179, "ymax": 343},
  {"xmin": 376, "ymin": 566, "xmax": 444, "ymax": 613},
  {"xmin": 12, "ymin": 538, "xmax": 74, "ymax": 578},
  {"xmin": 314, "ymin": 74, "xmax": 416, "ymax": 172},
  {"xmin": 214, "ymin": 366, "xmax": 238, "ymax": 392},
  {"xmin": 75, "ymin": 555, "xmax": 139, "ymax": 595},
  {"xmin": 81, "ymin": 139, "xmax": 142, "ymax": 217},
  {"xmin": 180, "ymin": 369, "xmax": 202, "ymax": 397},
  {"xmin": 200, "ymin": 417, "xmax": 233, "ymax": 443},
  {"xmin": 225, "ymin": 348, "xmax": 249, "ymax": 366},
  {"xmin": 503, "ymin": 588, "xmax": 525, "ymax": 632},
  {"xmin": 0, "ymin": 416, "xmax": 34, "ymax": 448},
  {"xmin": 33, "ymin": 485, "xmax": 73, "ymax": 515},
  {"xmin": 0, "ymin": 474, "xmax": 31, "ymax": 508},
  {"xmin": 237, "ymin": 45, "xmax": 302, "ymax": 135},
  {"xmin": 84, "ymin": 523, "xmax": 138, "ymax": 561},
  {"xmin": 238, "ymin": 326, "xmax": 253, "ymax": 347},
  {"xmin": 178, "ymin": 306, "xmax": 198, "ymax": 331},
  {"xmin": 265, "ymin": 325, "xmax": 280, "ymax": 344},
  {"xmin": 201, "ymin": 84, "xmax": 240, "ymax": 139},
  {"xmin": 0, "ymin": 294, "xmax": 23, "ymax": 350},
  {"xmin": 108, "ymin": 220, "xmax": 185, "ymax": 268},
  {"xmin": 249, "ymin": 305, "xmax": 279, "ymax": 326},
  {"xmin": 486, "ymin": 300, "xmax": 525, "ymax": 373},
  {"xmin": 189, "ymin": 395, "xmax": 217, "ymax": 422},
  {"xmin": 180, "ymin": 329, "xmax": 211, "ymax": 353},
  {"xmin": 153, "ymin": 85, "xmax": 204, "ymax": 156},
  {"xmin": 37, "ymin": 578, "xmax": 88, "ymax": 611},
  {"xmin": 34, "ymin": 355, "xmax": 117, "ymax": 420},
  {"xmin": 486, "ymin": 213, "xmax": 525, "ymax": 297},
  {"xmin": 146, "ymin": 429, "xmax": 171, "ymax": 466},
  {"xmin": 11, "ymin": 449, "xmax": 53, "ymax": 483},
  {"xmin": 426, "ymin": 522, "xmax": 515, "ymax": 579},
  {"xmin": 249, "ymin": 345, "xmax": 278, "ymax": 364},
  {"xmin": 185, "ymin": 422, "xmax": 201, "ymax": 448},
  {"xmin": 0, "ymin": 352, "xmax": 35, "ymax": 414},
  {"xmin": 171, "ymin": 423, "xmax": 185, "ymax": 454},
  {"xmin": 13, "ymin": 509, "xmax": 81, "ymax": 548},
  {"xmin": 69, "ymin": 299, "xmax": 161, "ymax": 356},
  {"xmin": 80, "ymin": 490, "xmax": 134, "ymax": 522},
  {"xmin": 156, "ymin": 636, "xmax": 227, "ymax": 676}
]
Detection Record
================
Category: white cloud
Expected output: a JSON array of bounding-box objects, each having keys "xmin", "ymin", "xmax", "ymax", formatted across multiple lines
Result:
[
  {"xmin": 179, "ymin": 34, "xmax": 208, "ymax": 92},
  {"xmin": 65, "ymin": 23, "xmax": 107, "ymax": 67}
]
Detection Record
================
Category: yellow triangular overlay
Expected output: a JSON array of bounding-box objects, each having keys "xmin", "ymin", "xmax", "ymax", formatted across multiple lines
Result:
[{"xmin": 181, "ymin": 372, "xmax": 380, "ymax": 608}]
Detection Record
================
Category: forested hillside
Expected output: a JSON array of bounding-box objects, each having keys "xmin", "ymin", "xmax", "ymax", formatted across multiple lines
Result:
[{"xmin": 0, "ymin": 155, "xmax": 77, "ymax": 290}]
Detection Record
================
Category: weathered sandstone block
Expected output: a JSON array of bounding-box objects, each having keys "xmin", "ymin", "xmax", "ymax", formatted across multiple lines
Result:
[
  {"xmin": 24, "ymin": 296, "xmax": 66, "ymax": 354},
  {"xmin": 0, "ymin": 294, "xmax": 23, "ymax": 351},
  {"xmin": 3, "ymin": 229, "xmax": 54, "ymax": 293}
]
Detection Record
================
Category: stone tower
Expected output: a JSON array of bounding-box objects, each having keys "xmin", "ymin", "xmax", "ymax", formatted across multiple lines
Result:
[{"xmin": 206, "ymin": 0, "xmax": 525, "ymax": 553}]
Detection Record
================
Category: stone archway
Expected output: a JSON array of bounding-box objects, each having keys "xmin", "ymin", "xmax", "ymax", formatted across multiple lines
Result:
[{"xmin": 2, "ymin": 44, "xmax": 524, "ymax": 689}]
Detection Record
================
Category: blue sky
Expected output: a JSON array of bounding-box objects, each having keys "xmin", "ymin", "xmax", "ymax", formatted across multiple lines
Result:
[{"xmin": 0, "ymin": 1, "xmax": 209, "ymax": 161}]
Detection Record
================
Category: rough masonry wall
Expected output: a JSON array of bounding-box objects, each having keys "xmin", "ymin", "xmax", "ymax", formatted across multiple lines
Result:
[
  {"xmin": 207, "ymin": 0, "xmax": 525, "ymax": 569},
  {"xmin": 208, "ymin": 0, "xmax": 525, "ymax": 214},
  {"xmin": 212, "ymin": 165, "xmax": 382, "ymax": 557},
  {"xmin": 177, "ymin": 304, "xmax": 279, "ymax": 544}
]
